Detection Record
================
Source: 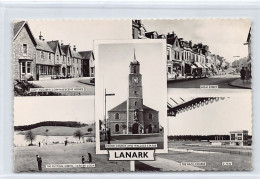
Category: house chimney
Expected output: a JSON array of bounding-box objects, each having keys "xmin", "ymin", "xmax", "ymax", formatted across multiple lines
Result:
[
  {"xmin": 189, "ymin": 40, "xmax": 192, "ymax": 47},
  {"xmin": 73, "ymin": 45, "xmax": 76, "ymax": 52},
  {"xmin": 39, "ymin": 32, "xmax": 43, "ymax": 40}
]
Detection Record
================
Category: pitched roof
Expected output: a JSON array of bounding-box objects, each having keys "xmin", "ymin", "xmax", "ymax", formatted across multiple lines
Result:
[
  {"xmin": 167, "ymin": 36, "xmax": 177, "ymax": 46},
  {"xmin": 36, "ymin": 39, "xmax": 54, "ymax": 53},
  {"xmin": 61, "ymin": 45, "xmax": 70, "ymax": 56},
  {"xmin": 13, "ymin": 21, "xmax": 37, "ymax": 46},
  {"xmin": 71, "ymin": 50, "xmax": 82, "ymax": 59},
  {"xmin": 145, "ymin": 31, "xmax": 158, "ymax": 38},
  {"xmin": 109, "ymin": 100, "xmax": 127, "ymax": 112},
  {"xmin": 143, "ymin": 104, "xmax": 158, "ymax": 112},
  {"xmin": 47, "ymin": 40, "xmax": 59, "ymax": 52},
  {"xmin": 13, "ymin": 21, "xmax": 26, "ymax": 38},
  {"xmin": 78, "ymin": 51, "xmax": 94, "ymax": 59},
  {"xmin": 246, "ymin": 27, "xmax": 251, "ymax": 43},
  {"xmin": 108, "ymin": 100, "xmax": 158, "ymax": 112}
]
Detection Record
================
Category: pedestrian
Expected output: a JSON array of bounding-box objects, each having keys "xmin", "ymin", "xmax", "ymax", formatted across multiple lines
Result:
[
  {"xmin": 88, "ymin": 153, "xmax": 92, "ymax": 163},
  {"xmin": 82, "ymin": 156, "xmax": 85, "ymax": 164},
  {"xmin": 240, "ymin": 67, "xmax": 246, "ymax": 83},
  {"xmin": 65, "ymin": 140, "xmax": 67, "ymax": 146},
  {"xmin": 38, "ymin": 142, "xmax": 41, "ymax": 147},
  {"xmin": 36, "ymin": 155, "xmax": 42, "ymax": 171},
  {"xmin": 245, "ymin": 67, "xmax": 251, "ymax": 83}
]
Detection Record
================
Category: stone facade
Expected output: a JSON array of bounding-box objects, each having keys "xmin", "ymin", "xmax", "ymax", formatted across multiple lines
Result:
[
  {"xmin": 107, "ymin": 54, "xmax": 159, "ymax": 135},
  {"xmin": 132, "ymin": 20, "xmax": 229, "ymax": 78},
  {"xmin": 13, "ymin": 21, "xmax": 94, "ymax": 81},
  {"xmin": 13, "ymin": 22, "xmax": 37, "ymax": 81}
]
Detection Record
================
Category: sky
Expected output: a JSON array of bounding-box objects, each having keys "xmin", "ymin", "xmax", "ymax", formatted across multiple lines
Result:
[
  {"xmin": 27, "ymin": 20, "xmax": 132, "ymax": 51},
  {"xmin": 26, "ymin": 19, "xmax": 251, "ymax": 63},
  {"xmin": 168, "ymin": 94, "xmax": 252, "ymax": 136},
  {"xmin": 14, "ymin": 96, "xmax": 94, "ymax": 126},
  {"xmin": 95, "ymin": 40, "xmax": 167, "ymax": 128},
  {"xmin": 142, "ymin": 19, "xmax": 251, "ymax": 63}
]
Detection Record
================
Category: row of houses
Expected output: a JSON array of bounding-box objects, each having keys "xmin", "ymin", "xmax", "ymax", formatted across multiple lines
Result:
[
  {"xmin": 13, "ymin": 21, "xmax": 95, "ymax": 81},
  {"xmin": 132, "ymin": 20, "xmax": 230, "ymax": 78}
]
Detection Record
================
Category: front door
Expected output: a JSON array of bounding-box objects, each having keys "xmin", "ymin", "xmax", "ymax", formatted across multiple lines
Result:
[
  {"xmin": 62, "ymin": 67, "xmax": 66, "ymax": 76},
  {"xmin": 36, "ymin": 65, "xmax": 39, "ymax": 80},
  {"xmin": 132, "ymin": 123, "xmax": 139, "ymax": 134},
  {"xmin": 148, "ymin": 124, "xmax": 153, "ymax": 133}
]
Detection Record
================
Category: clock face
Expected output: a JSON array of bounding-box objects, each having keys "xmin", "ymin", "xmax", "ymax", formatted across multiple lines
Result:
[{"xmin": 133, "ymin": 77, "xmax": 138, "ymax": 83}]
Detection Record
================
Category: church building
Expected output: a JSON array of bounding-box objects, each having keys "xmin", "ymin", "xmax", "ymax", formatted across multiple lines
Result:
[{"xmin": 107, "ymin": 52, "xmax": 159, "ymax": 135}]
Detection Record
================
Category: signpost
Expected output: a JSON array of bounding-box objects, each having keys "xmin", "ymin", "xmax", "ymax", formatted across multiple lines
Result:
[{"xmin": 104, "ymin": 88, "xmax": 115, "ymax": 141}]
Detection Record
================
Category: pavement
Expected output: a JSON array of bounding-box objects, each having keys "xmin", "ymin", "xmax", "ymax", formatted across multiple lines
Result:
[
  {"xmin": 140, "ymin": 156, "xmax": 205, "ymax": 171},
  {"xmin": 169, "ymin": 148, "xmax": 218, "ymax": 154},
  {"xmin": 228, "ymin": 78, "xmax": 252, "ymax": 89},
  {"xmin": 78, "ymin": 78, "xmax": 95, "ymax": 86}
]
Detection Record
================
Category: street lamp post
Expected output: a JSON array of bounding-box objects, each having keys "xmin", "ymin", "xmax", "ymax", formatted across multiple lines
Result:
[{"xmin": 104, "ymin": 88, "xmax": 115, "ymax": 142}]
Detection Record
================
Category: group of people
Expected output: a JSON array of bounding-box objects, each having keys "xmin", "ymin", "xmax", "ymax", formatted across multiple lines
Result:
[
  {"xmin": 240, "ymin": 67, "xmax": 251, "ymax": 83},
  {"xmin": 81, "ymin": 153, "xmax": 92, "ymax": 164}
]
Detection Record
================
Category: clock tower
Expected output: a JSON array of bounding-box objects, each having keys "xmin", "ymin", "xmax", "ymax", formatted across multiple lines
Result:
[{"xmin": 127, "ymin": 50, "xmax": 144, "ymax": 134}]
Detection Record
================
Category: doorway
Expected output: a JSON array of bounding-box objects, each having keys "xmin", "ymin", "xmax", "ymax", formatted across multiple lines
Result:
[{"xmin": 132, "ymin": 123, "xmax": 139, "ymax": 134}]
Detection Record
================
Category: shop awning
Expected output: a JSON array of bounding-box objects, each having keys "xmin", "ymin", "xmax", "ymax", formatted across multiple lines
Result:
[
  {"xmin": 205, "ymin": 63, "xmax": 212, "ymax": 68},
  {"xmin": 191, "ymin": 64, "xmax": 197, "ymax": 68},
  {"xmin": 194, "ymin": 62, "xmax": 205, "ymax": 68}
]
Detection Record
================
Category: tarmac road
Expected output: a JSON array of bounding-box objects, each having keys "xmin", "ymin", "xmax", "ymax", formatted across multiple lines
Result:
[{"xmin": 167, "ymin": 74, "xmax": 239, "ymax": 89}]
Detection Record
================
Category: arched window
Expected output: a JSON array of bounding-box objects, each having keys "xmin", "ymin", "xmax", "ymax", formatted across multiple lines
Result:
[
  {"xmin": 115, "ymin": 113, "xmax": 120, "ymax": 119},
  {"xmin": 115, "ymin": 124, "xmax": 119, "ymax": 132},
  {"xmin": 135, "ymin": 102, "xmax": 137, "ymax": 106},
  {"xmin": 134, "ymin": 66, "xmax": 136, "ymax": 73},
  {"xmin": 149, "ymin": 113, "xmax": 152, "ymax": 119}
]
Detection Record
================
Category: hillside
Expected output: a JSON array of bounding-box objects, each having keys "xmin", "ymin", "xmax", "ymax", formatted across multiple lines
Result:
[
  {"xmin": 17, "ymin": 125, "xmax": 95, "ymax": 136},
  {"xmin": 14, "ymin": 121, "xmax": 88, "ymax": 131}
]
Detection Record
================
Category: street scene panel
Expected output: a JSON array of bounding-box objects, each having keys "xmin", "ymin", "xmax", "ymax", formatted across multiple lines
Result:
[
  {"xmin": 13, "ymin": 20, "xmax": 132, "ymax": 96},
  {"xmin": 135, "ymin": 93, "xmax": 252, "ymax": 171},
  {"xmin": 132, "ymin": 19, "xmax": 252, "ymax": 89},
  {"xmin": 95, "ymin": 40, "xmax": 168, "ymax": 154}
]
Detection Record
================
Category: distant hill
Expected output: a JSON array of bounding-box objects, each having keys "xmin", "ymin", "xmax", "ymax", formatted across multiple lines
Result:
[
  {"xmin": 17, "ymin": 126, "xmax": 95, "ymax": 136},
  {"xmin": 14, "ymin": 121, "xmax": 90, "ymax": 131}
]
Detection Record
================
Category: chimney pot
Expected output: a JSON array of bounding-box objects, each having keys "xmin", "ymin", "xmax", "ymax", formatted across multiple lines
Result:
[{"xmin": 39, "ymin": 31, "xmax": 43, "ymax": 40}]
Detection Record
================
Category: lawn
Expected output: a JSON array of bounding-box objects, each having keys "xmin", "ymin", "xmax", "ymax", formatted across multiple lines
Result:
[
  {"xmin": 158, "ymin": 150, "xmax": 252, "ymax": 171},
  {"xmin": 14, "ymin": 142, "xmax": 130, "ymax": 172}
]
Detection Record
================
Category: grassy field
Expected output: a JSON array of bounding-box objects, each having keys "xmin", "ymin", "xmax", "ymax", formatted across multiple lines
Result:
[
  {"xmin": 17, "ymin": 126, "xmax": 95, "ymax": 136},
  {"xmin": 158, "ymin": 150, "xmax": 252, "ymax": 171},
  {"xmin": 14, "ymin": 142, "xmax": 130, "ymax": 172},
  {"xmin": 168, "ymin": 140, "xmax": 252, "ymax": 156}
]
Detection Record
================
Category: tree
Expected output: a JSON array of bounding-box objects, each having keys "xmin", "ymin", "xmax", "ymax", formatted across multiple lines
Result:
[
  {"xmin": 73, "ymin": 129, "xmax": 84, "ymax": 140},
  {"xmin": 25, "ymin": 130, "xmax": 36, "ymax": 145},
  {"xmin": 88, "ymin": 128, "xmax": 93, "ymax": 133}
]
